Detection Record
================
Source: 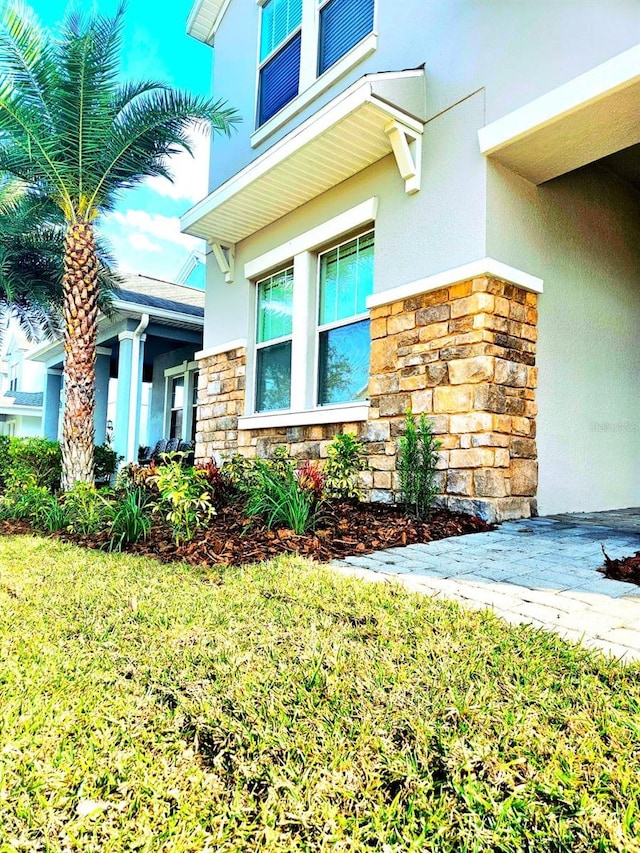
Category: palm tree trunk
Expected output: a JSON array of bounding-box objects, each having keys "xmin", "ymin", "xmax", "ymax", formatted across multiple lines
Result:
[{"xmin": 61, "ymin": 221, "xmax": 98, "ymax": 490}]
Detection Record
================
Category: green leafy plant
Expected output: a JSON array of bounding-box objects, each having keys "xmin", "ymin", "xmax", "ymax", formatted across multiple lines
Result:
[
  {"xmin": 0, "ymin": 437, "xmax": 62, "ymax": 493},
  {"xmin": 94, "ymin": 444, "xmax": 121, "ymax": 484},
  {"xmin": 108, "ymin": 486, "xmax": 152, "ymax": 551},
  {"xmin": 323, "ymin": 433, "xmax": 369, "ymax": 500},
  {"xmin": 62, "ymin": 483, "xmax": 113, "ymax": 536},
  {"xmin": 398, "ymin": 410, "xmax": 442, "ymax": 519},
  {"xmin": 244, "ymin": 453, "xmax": 323, "ymax": 534},
  {"xmin": 150, "ymin": 452, "xmax": 215, "ymax": 544}
]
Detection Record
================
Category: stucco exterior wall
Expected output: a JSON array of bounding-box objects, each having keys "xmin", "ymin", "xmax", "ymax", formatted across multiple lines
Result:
[
  {"xmin": 203, "ymin": 92, "xmax": 488, "ymax": 352},
  {"xmin": 486, "ymin": 162, "xmax": 640, "ymax": 515},
  {"xmin": 209, "ymin": 0, "xmax": 640, "ymax": 189}
]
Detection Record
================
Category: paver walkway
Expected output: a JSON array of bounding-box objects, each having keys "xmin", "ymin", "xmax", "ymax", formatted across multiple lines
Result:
[{"xmin": 331, "ymin": 512, "xmax": 640, "ymax": 663}]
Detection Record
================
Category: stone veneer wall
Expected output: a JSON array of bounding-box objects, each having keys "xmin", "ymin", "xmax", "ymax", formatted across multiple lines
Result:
[{"xmin": 195, "ymin": 276, "xmax": 538, "ymax": 523}]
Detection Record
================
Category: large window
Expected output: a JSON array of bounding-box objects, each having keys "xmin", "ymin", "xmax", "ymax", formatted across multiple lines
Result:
[
  {"xmin": 317, "ymin": 231, "xmax": 373, "ymax": 405},
  {"xmin": 257, "ymin": 0, "xmax": 375, "ymax": 128},
  {"xmin": 251, "ymin": 230, "xmax": 373, "ymax": 415},
  {"xmin": 258, "ymin": 0, "xmax": 302, "ymax": 126},
  {"xmin": 255, "ymin": 268, "xmax": 294, "ymax": 412}
]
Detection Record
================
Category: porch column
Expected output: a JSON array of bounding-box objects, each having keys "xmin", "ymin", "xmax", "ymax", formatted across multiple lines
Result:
[
  {"xmin": 42, "ymin": 368, "xmax": 62, "ymax": 440},
  {"xmin": 128, "ymin": 333, "xmax": 146, "ymax": 462},
  {"xmin": 113, "ymin": 333, "xmax": 133, "ymax": 462},
  {"xmin": 93, "ymin": 347, "xmax": 111, "ymax": 446}
]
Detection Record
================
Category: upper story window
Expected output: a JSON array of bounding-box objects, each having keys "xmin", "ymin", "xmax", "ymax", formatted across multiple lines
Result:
[
  {"xmin": 9, "ymin": 364, "xmax": 18, "ymax": 392},
  {"xmin": 257, "ymin": 0, "xmax": 375, "ymax": 128}
]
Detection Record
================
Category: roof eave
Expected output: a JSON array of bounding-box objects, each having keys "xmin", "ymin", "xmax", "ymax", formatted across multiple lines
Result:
[{"xmin": 186, "ymin": 0, "xmax": 229, "ymax": 45}]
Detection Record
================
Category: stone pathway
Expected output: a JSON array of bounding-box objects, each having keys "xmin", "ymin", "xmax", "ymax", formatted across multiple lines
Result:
[{"xmin": 331, "ymin": 513, "xmax": 640, "ymax": 663}]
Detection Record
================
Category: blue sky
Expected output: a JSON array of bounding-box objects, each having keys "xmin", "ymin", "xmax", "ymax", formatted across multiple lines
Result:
[{"xmin": 32, "ymin": 0, "xmax": 214, "ymax": 284}]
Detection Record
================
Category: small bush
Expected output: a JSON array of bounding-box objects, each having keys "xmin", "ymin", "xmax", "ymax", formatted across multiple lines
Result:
[
  {"xmin": 108, "ymin": 486, "xmax": 152, "ymax": 551},
  {"xmin": 323, "ymin": 433, "xmax": 369, "ymax": 500},
  {"xmin": 94, "ymin": 444, "xmax": 121, "ymax": 483},
  {"xmin": 398, "ymin": 410, "xmax": 441, "ymax": 519},
  {"xmin": 150, "ymin": 452, "xmax": 215, "ymax": 544},
  {"xmin": 0, "ymin": 437, "xmax": 62, "ymax": 493},
  {"xmin": 63, "ymin": 483, "xmax": 113, "ymax": 536},
  {"xmin": 244, "ymin": 451, "xmax": 323, "ymax": 534}
]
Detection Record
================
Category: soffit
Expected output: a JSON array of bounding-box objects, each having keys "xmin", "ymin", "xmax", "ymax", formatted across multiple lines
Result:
[
  {"xmin": 181, "ymin": 71, "xmax": 425, "ymax": 247},
  {"xmin": 478, "ymin": 45, "xmax": 640, "ymax": 184},
  {"xmin": 187, "ymin": 0, "xmax": 228, "ymax": 45}
]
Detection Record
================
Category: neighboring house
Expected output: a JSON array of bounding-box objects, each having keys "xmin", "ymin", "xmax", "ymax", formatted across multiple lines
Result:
[
  {"xmin": 0, "ymin": 326, "xmax": 44, "ymax": 437},
  {"xmin": 29, "ymin": 275, "xmax": 204, "ymax": 463},
  {"xmin": 182, "ymin": 0, "xmax": 640, "ymax": 522}
]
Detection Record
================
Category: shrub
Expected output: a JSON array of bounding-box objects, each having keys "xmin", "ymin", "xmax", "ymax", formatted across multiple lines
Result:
[
  {"xmin": 0, "ymin": 437, "xmax": 62, "ymax": 493},
  {"xmin": 0, "ymin": 474, "xmax": 67, "ymax": 531},
  {"xmin": 150, "ymin": 452, "xmax": 215, "ymax": 544},
  {"xmin": 194, "ymin": 459, "xmax": 230, "ymax": 508},
  {"xmin": 323, "ymin": 433, "xmax": 369, "ymax": 500},
  {"xmin": 63, "ymin": 483, "xmax": 114, "ymax": 536},
  {"xmin": 244, "ymin": 452, "xmax": 323, "ymax": 535},
  {"xmin": 398, "ymin": 410, "xmax": 441, "ymax": 519},
  {"xmin": 94, "ymin": 444, "xmax": 121, "ymax": 484},
  {"xmin": 108, "ymin": 486, "xmax": 152, "ymax": 551}
]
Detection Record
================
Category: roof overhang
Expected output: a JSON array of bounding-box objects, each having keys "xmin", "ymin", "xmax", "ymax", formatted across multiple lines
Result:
[
  {"xmin": 181, "ymin": 70, "xmax": 426, "ymax": 248},
  {"xmin": 0, "ymin": 402, "xmax": 42, "ymax": 416},
  {"xmin": 186, "ymin": 0, "xmax": 229, "ymax": 45},
  {"xmin": 478, "ymin": 44, "xmax": 640, "ymax": 184}
]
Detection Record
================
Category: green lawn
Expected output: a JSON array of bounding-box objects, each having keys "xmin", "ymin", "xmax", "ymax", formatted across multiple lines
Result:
[{"xmin": 1, "ymin": 537, "xmax": 639, "ymax": 852}]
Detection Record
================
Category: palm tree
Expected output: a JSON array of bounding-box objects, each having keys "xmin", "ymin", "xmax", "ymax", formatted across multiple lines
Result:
[
  {"xmin": 0, "ymin": 3, "xmax": 238, "ymax": 488},
  {"xmin": 0, "ymin": 174, "xmax": 119, "ymax": 344}
]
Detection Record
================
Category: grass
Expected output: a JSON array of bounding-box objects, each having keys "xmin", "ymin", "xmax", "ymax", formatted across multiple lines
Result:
[{"xmin": 1, "ymin": 536, "xmax": 639, "ymax": 852}]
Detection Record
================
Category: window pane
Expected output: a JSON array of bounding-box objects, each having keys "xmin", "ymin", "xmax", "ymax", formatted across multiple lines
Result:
[
  {"xmin": 260, "ymin": 0, "xmax": 302, "ymax": 61},
  {"xmin": 256, "ymin": 341, "xmax": 292, "ymax": 412},
  {"xmin": 258, "ymin": 30, "xmax": 301, "ymax": 125},
  {"xmin": 318, "ymin": 319, "xmax": 370, "ymax": 405},
  {"xmin": 170, "ymin": 408, "xmax": 183, "ymax": 441},
  {"xmin": 171, "ymin": 376, "xmax": 184, "ymax": 410},
  {"xmin": 318, "ymin": 0, "xmax": 375, "ymax": 75},
  {"xmin": 319, "ymin": 232, "xmax": 374, "ymax": 325},
  {"xmin": 257, "ymin": 268, "xmax": 294, "ymax": 343}
]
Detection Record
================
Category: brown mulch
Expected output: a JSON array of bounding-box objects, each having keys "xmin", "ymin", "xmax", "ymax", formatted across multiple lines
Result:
[
  {"xmin": 0, "ymin": 501, "xmax": 491, "ymax": 568},
  {"xmin": 600, "ymin": 547, "xmax": 640, "ymax": 587}
]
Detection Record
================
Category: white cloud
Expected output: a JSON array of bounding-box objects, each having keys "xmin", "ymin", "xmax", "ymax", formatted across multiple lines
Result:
[
  {"xmin": 107, "ymin": 209, "xmax": 202, "ymax": 252},
  {"xmin": 145, "ymin": 128, "xmax": 210, "ymax": 203},
  {"xmin": 128, "ymin": 232, "xmax": 162, "ymax": 253}
]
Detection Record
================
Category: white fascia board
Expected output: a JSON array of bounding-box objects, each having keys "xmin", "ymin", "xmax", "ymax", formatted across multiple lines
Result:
[
  {"xmin": 367, "ymin": 258, "xmax": 544, "ymax": 309},
  {"xmin": 186, "ymin": 0, "xmax": 230, "ymax": 44},
  {"xmin": 0, "ymin": 403, "xmax": 42, "ymax": 416},
  {"xmin": 181, "ymin": 77, "xmax": 422, "ymax": 237},
  {"xmin": 238, "ymin": 402, "xmax": 369, "ymax": 431},
  {"xmin": 111, "ymin": 300, "xmax": 205, "ymax": 329},
  {"xmin": 195, "ymin": 338, "xmax": 247, "ymax": 361},
  {"xmin": 479, "ymin": 44, "xmax": 640, "ymax": 156},
  {"xmin": 244, "ymin": 198, "xmax": 379, "ymax": 280}
]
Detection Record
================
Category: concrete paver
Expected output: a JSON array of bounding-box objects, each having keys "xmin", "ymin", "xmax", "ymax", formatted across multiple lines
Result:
[{"xmin": 331, "ymin": 513, "xmax": 640, "ymax": 663}]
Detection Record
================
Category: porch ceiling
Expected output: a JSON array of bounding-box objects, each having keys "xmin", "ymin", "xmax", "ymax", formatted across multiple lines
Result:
[
  {"xmin": 180, "ymin": 71, "xmax": 425, "ymax": 247},
  {"xmin": 478, "ymin": 44, "xmax": 640, "ymax": 184}
]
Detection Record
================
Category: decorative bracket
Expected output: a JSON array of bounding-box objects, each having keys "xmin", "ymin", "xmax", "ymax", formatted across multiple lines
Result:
[
  {"xmin": 210, "ymin": 242, "xmax": 236, "ymax": 283},
  {"xmin": 385, "ymin": 120, "xmax": 422, "ymax": 195}
]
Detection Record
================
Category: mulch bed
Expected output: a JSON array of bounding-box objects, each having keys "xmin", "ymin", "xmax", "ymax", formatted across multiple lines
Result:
[
  {"xmin": 0, "ymin": 501, "xmax": 491, "ymax": 568},
  {"xmin": 600, "ymin": 547, "xmax": 640, "ymax": 587}
]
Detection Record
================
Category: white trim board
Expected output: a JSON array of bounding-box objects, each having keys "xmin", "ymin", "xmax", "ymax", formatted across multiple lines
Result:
[
  {"xmin": 195, "ymin": 339, "xmax": 247, "ymax": 361},
  {"xmin": 367, "ymin": 258, "xmax": 544, "ymax": 309},
  {"xmin": 478, "ymin": 44, "xmax": 640, "ymax": 184},
  {"xmin": 244, "ymin": 198, "xmax": 378, "ymax": 280},
  {"xmin": 238, "ymin": 402, "xmax": 369, "ymax": 431}
]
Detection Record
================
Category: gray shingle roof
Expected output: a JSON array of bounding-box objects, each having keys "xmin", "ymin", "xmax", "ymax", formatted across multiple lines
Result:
[
  {"xmin": 0, "ymin": 391, "xmax": 43, "ymax": 407},
  {"xmin": 116, "ymin": 274, "xmax": 205, "ymax": 318}
]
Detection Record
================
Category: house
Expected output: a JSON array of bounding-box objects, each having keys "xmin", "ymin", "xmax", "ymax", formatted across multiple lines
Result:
[
  {"xmin": 0, "ymin": 326, "xmax": 44, "ymax": 437},
  {"xmin": 29, "ymin": 274, "xmax": 204, "ymax": 463},
  {"xmin": 181, "ymin": 0, "xmax": 640, "ymax": 523}
]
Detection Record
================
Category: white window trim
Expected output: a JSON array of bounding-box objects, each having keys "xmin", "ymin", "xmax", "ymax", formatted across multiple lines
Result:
[
  {"xmin": 243, "ymin": 205, "xmax": 377, "ymax": 430},
  {"xmin": 163, "ymin": 360, "xmax": 199, "ymax": 442},
  {"xmin": 238, "ymin": 401, "xmax": 369, "ymax": 430},
  {"xmin": 252, "ymin": 0, "xmax": 378, "ymax": 147},
  {"xmin": 245, "ymin": 197, "xmax": 378, "ymax": 280}
]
